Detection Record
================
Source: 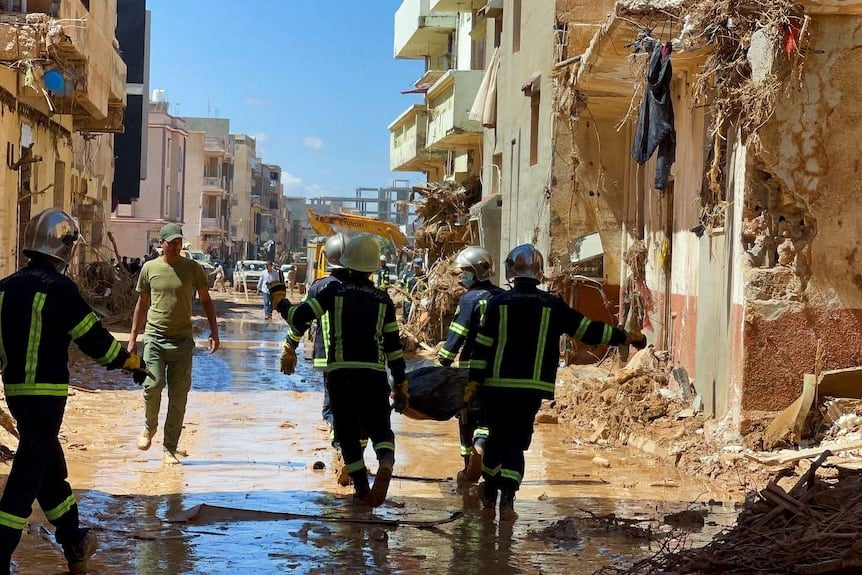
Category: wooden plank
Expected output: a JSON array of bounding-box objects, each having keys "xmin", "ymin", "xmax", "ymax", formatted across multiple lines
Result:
[
  {"xmin": 746, "ymin": 439, "xmax": 862, "ymax": 465},
  {"xmin": 818, "ymin": 367, "xmax": 862, "ymax": 399}
]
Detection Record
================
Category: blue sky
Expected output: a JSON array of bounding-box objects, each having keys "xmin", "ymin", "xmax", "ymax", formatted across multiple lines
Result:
[{"xmin": 147, "ymin": 0, "xmax": 425, "ymax": 198}]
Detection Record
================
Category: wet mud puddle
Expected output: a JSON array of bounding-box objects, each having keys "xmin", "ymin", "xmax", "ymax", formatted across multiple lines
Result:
[{"xmin": 10, "ymin": 314, "xmax": 739, "ymax": 574}]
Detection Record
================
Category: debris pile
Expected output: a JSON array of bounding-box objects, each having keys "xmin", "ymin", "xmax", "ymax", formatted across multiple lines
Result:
[
  {"xmin": 601, "ymin": 454, "xmax": 862, "ymax": 574},
  {"xmin": 400, "ymin": 255, "xmax": 464, "ymax": 352},
  {"xmin": 72, "ymin": 260, "xmax": 138, "ymax": 324},
  {"xmin": 410, "ymin": 178, "xmax": 480, "ymax": 263},
  {"xmin": 555, "ymin": 349, "xmax": 705, "ymax": 458}
]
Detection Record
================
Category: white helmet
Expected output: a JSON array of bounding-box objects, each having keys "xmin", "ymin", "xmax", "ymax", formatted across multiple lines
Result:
[
  {"xmin": 23, "ymin": 208, "xmax": 80, "ymax": 267},
  {"xmin": 324, "ymin": 233, "xmax": 347, "ymax": 269},
  {"xmin": 340, "ymin": 233, "xmax": 380, "ymax": 273},
  {"xmin": 504, "ymin": 244, "xmax": 544, "ymax": 283},
  {"xmin": 454, "ymin": 246, "xmax": 494, "ymax": 282}
]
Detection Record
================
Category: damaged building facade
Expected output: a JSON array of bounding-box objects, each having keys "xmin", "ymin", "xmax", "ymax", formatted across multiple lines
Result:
[
  {"xmin": 0, "ymin": 0, "xmax": 126, "ymax": 278},
  {"xmin": 390, "ymin": 0, "xmax": 861, "ymax": 433}
]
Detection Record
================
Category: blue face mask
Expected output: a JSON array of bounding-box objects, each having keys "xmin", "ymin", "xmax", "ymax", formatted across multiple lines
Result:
[{"xmin": 460, "ymin": 271, "xmax": 476, "ymax": 288}]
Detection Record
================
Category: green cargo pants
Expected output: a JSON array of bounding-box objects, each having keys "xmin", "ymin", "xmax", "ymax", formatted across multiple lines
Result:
[{"xmin": 142, "ymin": 335, "xmax": 196, "ymax": 453}]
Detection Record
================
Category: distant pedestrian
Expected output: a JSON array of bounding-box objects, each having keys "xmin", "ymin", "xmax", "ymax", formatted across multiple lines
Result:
[
  {"xmin": 256, "ymin": 261, "xmax": 282, "ymax": 320},
  {"xmin": 286, "ymin": 266, "xmax": 297, "ymax": 295},
  {"xmin": 128, "ymin": 223, "xmax": 220, "ymax": 465},
  {"xmin": 468, "ymin": 244, "xmax": 647, "ymax": 522}
]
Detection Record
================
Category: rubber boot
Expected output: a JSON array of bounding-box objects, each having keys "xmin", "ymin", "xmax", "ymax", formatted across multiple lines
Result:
[
  {"xmin": 0, "ymin": 526, "xmax": 22, "ymax": 575},
  {"xmin": 367, "ymin": 452, "xmax": 394, "ymax": 507},
  {"xmin": 479, "ymin": 481, "xmax": 498, "ymax": 516},
  {"xmin": 463, "ymin": 437, "xmax": 485, "ymax": 483},
  {"xmin": 351, "ymin": 471, "xmax": 371, "ymax": 505},
  {"xmin": 499, "ymin": 490, "xmax": 518, "ymax": 523},
  {"xmin": 63, "ymin": 530, "xmax": 98, "ymax": 575}
]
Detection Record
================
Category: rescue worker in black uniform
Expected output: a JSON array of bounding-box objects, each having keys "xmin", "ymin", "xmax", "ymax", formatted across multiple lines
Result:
[
  {"xmin": 0, "ymin": 208, "xmax": 150, "ymax": 575},
  {"xmin": 438, "ymin": 246, "xmax": 503, "ymax": 484},
  {"xmin": 467, "ymin": 244, "xmax": 647, "ymax": 522},
  {"xmin": 274, "ymin": 234, "xmax": 408, "ymax": 506},
  {"xmin": 296, "ymin": 234, "xmax": 367, "ymax": 486}
]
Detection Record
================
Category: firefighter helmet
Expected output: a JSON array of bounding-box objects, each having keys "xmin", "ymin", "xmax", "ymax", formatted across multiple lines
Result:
[
  {"xmin": 23, "ymin": 208, "xmax": 80, "ymax": 267},
  {"xmin": 324, "ymin": 233, "xmax": 347, "ymax": 269},
  {"xmin": 340, "ymin": 233, "xmax": 380, "ymax": 273},
  {"xmin": 454, "ymin": 246, "xmax": 494, "ymax": 282},
  {"xmin": 504, "ymin": 244, "xmax": 544, "ymax": 283}
]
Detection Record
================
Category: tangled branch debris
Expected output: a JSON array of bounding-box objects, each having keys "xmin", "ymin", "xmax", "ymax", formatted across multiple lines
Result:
[
  {"xmin": 411, "ymin": 178, "xmax": 480, "ymax": 264},
  {"xmin": 400, "ymin": 255, "xmax": 465, "ymax": 351},
  {"xmin": 599, "ymin": 453, "xmax": 862, "ymax": 574}
]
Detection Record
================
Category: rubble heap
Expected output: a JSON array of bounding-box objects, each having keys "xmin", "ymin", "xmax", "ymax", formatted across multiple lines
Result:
[
  {"xmin": 411, "ymin": 178, "xmax": 480, "ymax": 263},
  {"xmin": 601, "ymin": 454, "xmax": 862, "ymax": 574},
  {"xmin": 401, "ymin": 178, "xmax": 480, "ymax": 347}
]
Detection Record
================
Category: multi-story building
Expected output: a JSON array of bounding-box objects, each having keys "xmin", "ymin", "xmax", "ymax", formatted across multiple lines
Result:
[
  {"xmin": 229, "ymin": 134, "xmax": 256, "ymax": 261},
  {"xmin": 111, "ymin": 97, "xmax": 188, "ymax": 259},
  {"xmin": 0, "ymin": 0, "xmax": 127, "ymax": 277},
  {"xmin": 182, "ymin": 117, "xmax": 231, "ymax": 259}
]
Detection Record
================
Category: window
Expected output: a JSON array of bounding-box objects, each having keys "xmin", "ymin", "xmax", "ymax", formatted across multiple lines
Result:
[
  {"xmin": 512, "ymin": 0, "xmax": 521, "ymax": 53},
  {"xmin": 529, "ymin": 92, "xmax": 540, "ymax": 166}
]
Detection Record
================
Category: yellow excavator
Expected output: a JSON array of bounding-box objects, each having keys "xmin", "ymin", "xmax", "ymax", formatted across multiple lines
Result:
[{"xmin": 306, "ymin": 208, "xmax": 409, "ymax": 283}]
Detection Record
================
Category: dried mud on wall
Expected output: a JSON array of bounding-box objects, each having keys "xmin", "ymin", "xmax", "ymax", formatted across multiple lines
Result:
[{"xmin": 741, "ymin": 15, "xmax": 862, "ymax": 410}]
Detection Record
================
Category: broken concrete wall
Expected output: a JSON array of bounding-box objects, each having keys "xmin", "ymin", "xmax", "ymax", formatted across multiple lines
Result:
[{"xmin": 741, "ymin": 15, "xmax": 862, "ymax": 410}]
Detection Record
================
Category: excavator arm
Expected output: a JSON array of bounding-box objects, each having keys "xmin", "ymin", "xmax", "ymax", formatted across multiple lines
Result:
[{"xmin": 306, "ymin": 208, "xmax": 409, "ymax": 250}]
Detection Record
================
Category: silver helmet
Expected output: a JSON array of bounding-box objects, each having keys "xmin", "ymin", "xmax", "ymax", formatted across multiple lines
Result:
[
  {"xmin": 340, "ymin": 233, "xmax": 380, "ymax": 273},
  {"xmin": 504, "ymin": 244, "xmax": 544, "ymax": 283},
  {"xmin": 23, "ymin": 208, "xmax": 80, "ymax": 267},
  {"xmin": 324, "ymin": 233, "xmax": 347, "ymax": 269},
  {"xmin": 454, "ymin": 246, "xmax": 494, "ymax": 282}
]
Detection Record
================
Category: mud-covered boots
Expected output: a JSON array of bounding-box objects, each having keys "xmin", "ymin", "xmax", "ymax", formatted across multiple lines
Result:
[
  {"xmin": 367, "ymin": 452, "xmax": 394, "ymax": 507},
  {"xmin": 64, "ymin": 530, "xmax": 98, "ymax": 575},
  {"xmin": 499, "ymin": 489, "xmax": 518, "ymax": 522},
  {"xmin": 351, "ymin": 472, "xmax": 371, "ymax": 504},
  {"xmin": 479, "ymin": 481, "xmax": 498, "ymax": 516}
]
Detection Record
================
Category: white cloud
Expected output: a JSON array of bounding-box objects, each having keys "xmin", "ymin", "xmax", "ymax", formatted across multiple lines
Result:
[
  {"xmin": 243, "ymin": 97, "xmax": 265, "ymax": 107},
  {"xmin": 282, "ymin": 172, "xmax": 303, "ymax": 188},
  {"xmin": 252, "ymin": 132, "xmax": 268, "ymax": 144},
  {"xmin": 304, "ymin": 136, "xmax": 323, "ymax": 150}
]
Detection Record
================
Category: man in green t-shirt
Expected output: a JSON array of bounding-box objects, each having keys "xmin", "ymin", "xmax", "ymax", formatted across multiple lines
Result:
[{"xmin": 128, "ymin": 223, "xmax": 220, "ymax": 464}]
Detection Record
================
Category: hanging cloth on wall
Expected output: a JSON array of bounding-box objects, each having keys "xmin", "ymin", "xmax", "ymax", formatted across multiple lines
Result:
[{"xmin": 632, "ymin": 40, "xmax": 676, "ymax": 190}]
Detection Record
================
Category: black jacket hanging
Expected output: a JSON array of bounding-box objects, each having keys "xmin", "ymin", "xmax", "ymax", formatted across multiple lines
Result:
[{"xmin": 632, "ymin": 40, "xmax": 676, "ymax": 189}]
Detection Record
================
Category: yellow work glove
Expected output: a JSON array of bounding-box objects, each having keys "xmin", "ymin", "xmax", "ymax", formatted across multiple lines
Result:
[
  {"xmin": 268, "ymin": 281, "xmax": 287, "ymax": 312},
  {"xmin": 392, "ymin": 380, "xmax": 409, "ymax": 413},
  {"xmin": 122, "ymin": 354, "xmax": 154, "ymax": 385},
  {"xmin": 280, "ymin": 341, "xmax": 297, "ymax": 375},
  {"xmin": 625, "ymin": 330, "xmax": 648, "ymax": 350}
]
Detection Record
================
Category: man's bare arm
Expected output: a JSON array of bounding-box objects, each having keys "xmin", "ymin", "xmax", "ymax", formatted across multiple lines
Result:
[{"xmin": 128, "ymin": 293, "xmax": 150, "ymax": 354}]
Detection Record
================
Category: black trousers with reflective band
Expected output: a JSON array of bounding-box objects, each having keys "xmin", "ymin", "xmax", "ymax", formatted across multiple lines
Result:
[
  {"xmin": 0, "ymin": 395, "xmax": 84, "ymax": 568},
  {"xmin": 326, "ymin": 368, "xmax": 394, "ymax": 479},
  {"xmin": 481, "ymin": 387, "xmax": 543, "ymax": 492}
]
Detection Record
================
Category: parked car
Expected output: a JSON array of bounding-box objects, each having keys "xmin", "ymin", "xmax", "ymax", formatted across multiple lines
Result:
[
  {"xmin": 234, "ymin": 260, "xmax": 268, "ymax": 292},
  {"xmin": 183, "ymin": 249, "xmax": 217, "ymax": 288}
]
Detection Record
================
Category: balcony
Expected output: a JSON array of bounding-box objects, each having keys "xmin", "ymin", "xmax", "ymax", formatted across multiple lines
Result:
[
  {"xmin": 204, "ymin": 136, "xmax": 227, "ymax": 155},
  {"xmin": 201, "ymin": 217, "xmax": 224, "ymax": 233},
  {"xmin": 389, "ymin": 104, "xmax": 447, "ymax": 172},
  {"xmin": 425, "ymin": 69, "xmax": 484, "ymax": 150},
  {"xmin": 49, "ymin": 0, "xmax": 126, "ymax": 132},
  {"xmin": 430, "ymin": 0, "xmax": 485, "ymax": 11},
  {"xmin": 250, "ymin": 194, "xmax": 261, "ymax": 208},
  {"xmin": 202, "ymin": 175, "xmax": 227, "ymax": 194},
  {"xmin": 394, "ymin": 0, "xmax": 457, "ymax": 60}
]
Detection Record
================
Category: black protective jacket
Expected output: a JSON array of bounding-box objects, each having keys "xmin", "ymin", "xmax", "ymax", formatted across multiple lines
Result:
[
  {"xmin": 280, "ymin": 275, "xmax": 406, "ymax": 384},
  {"xmin": 0, "ymin": 260, "xmax": 128, "ymax": 397},
  {"xmin": 305, "ymin": 268, "xmax": 351, "ymax": 369},
  {"xmin": 469, "ymin": 281, "xmax": 627, "ymax": 399},
  {"xmin": 438, "ymin": 280, "xmax": 503, "ymax": 368}
]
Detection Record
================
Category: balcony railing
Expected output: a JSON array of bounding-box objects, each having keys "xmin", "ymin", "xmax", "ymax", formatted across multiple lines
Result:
[
  {"xmin": 203, "ymin": 176, "xmax": 227, "ymax": 191},
  {"xmin": 394, "ymin": 0, "xmax": 457, "ymax": 60},
  {"xmin": 204, "ymin": 137, "xmax": 227, "ymax": 154},
  {"xmin": 389, "ymin": 104, "xmax": 446, "ymax": 172},
  {"xmin": 201, "ymin": 217, "xmax": 224, "ymax": 231},
  {"xmin": 250, "ymin": 195, "xmax": 261, "ymax": 208},
  {"xmin": 426, "ymin": 69, "xmax": 484, "ymax": 150},
  {"xmin": 430, "ymin": 0, "xmax": 484, "ymax": 11}
]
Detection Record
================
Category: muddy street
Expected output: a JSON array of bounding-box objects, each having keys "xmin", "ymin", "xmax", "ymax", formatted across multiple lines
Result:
[{"xmin": 6, "ymin": 296, "xmax": 739, "ymax": 574}]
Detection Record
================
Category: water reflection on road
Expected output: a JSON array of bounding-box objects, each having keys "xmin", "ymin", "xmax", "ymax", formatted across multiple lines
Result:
[{"xmin": 12, "ymin": 312, "xmax": 738, "ymax": 575}]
